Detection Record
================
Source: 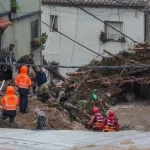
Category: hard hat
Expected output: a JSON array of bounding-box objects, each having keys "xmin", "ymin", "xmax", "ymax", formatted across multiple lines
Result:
[
  {"xmin": 93, "ymin": 107, "xmax": 99, "ymax": 113},
  {"xmin": 20, "ymin": 66, "xmax": 28, "ymax": 73},
  {"xmin": 109, "ymin": 110, "xmax": 115, "ymax": 116},
  {"xmin": 92, "ymin": 93, "xmax": 98, "ymax": 101}
]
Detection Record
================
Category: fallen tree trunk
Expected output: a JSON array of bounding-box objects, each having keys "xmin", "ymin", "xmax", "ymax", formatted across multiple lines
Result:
[
  {"xmin": 43, "ymin": 59, "xmax": 66, "ymax": 82},
  {"xmin": 104, "ymin": 49, "xmax": 146, "ymax": 66},
  {"xmin": 128, "ymin": 68, "xmax": 148, "ymax": 76},
  {"xmin": 75, "ymin": 72, "xmax": 91, "ymax": 91},
  {"xmin": 103, "ymin": 49, "xmax": 121, "ymax": 59},
  {"xmin": 120, "ymin": 77, "xmax": 146, "ymax": 85},
  {"xmin": 128, "ymin": 48, "xmax": 150, "ymax": 51},
  {"xmin": 129, "ymin": 48, "xmax": 144, "ymax": 51},
  {"xmin": 66, "ymin": 71, "xmax": 87, "ymax": 76}
]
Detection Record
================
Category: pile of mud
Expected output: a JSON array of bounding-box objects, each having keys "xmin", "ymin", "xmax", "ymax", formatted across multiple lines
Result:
[{"xmin": 3, "ymin": 96, "xmax": 85, "ymax": 130}]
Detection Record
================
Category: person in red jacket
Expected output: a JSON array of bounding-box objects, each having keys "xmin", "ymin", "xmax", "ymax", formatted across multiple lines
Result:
[
  {"xmin": 100, "ymin": 110, "xmax": 119, "ymax": 132},
  {"xmin": 88, "ymin": 107, "xmax": 104, "ymax": 131}
]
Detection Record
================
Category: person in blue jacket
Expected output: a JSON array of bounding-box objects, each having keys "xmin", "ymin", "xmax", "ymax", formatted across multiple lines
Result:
[{"xmin": 34, "ymin": 66, "xmax": 47, "ymax": 95}]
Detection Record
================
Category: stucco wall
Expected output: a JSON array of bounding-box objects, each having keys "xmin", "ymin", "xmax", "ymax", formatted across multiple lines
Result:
[
  {"xmin": 0, "ymin": 0, "xmax": 41, "ymax": 65},
  {"xmin": 1, "ymin": 14, "xmax": 41, "ymax": 65},
  {"xmin": 42, "ymin": 5, "xmax": 145, "ymax": 76},
  {"xmin": 0, "ymin": 0, "xmax": 10, "ymax": 13}
]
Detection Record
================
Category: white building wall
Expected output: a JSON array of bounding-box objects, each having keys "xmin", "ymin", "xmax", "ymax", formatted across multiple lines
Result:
[
  {"xmin": 13, "ymin": 15, "xmax": 41, "ymax": 65},
  {"xmin": 0, "ymin": 0, "xmax": 10, "ymax": 13},
  {"xmin": 16, "ymin": 0, "xmax": 40, "ymax": 15},
  {"xmin": 1, "ymin": 16, "xmax": 41, "ymax": 65},
  {"xmin": 44, "ymin": 5, "xmax": 144, "ymax": 76},
  {"xmin": 0, "ymin": 0, "xmax": 41, "ymax": 65}
]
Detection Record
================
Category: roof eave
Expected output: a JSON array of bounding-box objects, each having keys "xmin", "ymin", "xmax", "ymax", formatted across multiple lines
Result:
[{"xmin": 42, "ymin": 2, "xmax": 146, "ymax": 8}]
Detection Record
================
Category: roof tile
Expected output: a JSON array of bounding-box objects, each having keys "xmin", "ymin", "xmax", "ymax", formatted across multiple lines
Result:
[{"xmin": 42, "ymin": 0, "xmax": 147, "ymax": 7}]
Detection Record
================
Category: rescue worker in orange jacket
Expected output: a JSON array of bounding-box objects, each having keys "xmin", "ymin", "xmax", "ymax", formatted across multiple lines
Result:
[
  {"xmin": 88, "ymin": 107, "xmax": 104, "ymax": 131},
  {"xmin": 1, "ymin": 86, "xmax": 19, "ymax": 126},
  {"xmin": 100, "ymin": 110, "xmax": 119, "ymax": 132},
  {"xmin": 15, "ymin": 66, "xmax": 31, "ymax": 113}
]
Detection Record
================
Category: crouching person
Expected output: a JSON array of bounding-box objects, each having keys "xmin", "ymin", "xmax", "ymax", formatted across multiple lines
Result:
[
  {"xmin": 100, "ymin": 110, "xmax": 119, "ymax": 132},
  {"xmin": 37, "ymin": 83, "xmax": 54, "ymax": 103},
  {"xmin": 88, "ymin": 107, "xmax": 104, "ymax": 131},
  {"xmin": 1, "ymin": 86, "xmax": 19, "ymax": 127}
]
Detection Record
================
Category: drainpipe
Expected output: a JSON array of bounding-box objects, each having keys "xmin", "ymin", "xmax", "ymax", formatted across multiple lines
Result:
[{"xmin": 39, "ymin": 0, "xmax": 43, "ymax": 65}]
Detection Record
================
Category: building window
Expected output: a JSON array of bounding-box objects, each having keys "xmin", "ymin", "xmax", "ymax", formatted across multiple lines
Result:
[
  {"xmin": 31, "ymin": 20, "xmax": 38, "ymax": 40},
  {"xmin": 100, "ymin": 21, "xmax": 125, "ymax": 42},
  {"xmin": 50, "ymin": 15, "xmax": 58, "ymax": 31},
  {"xmin": 31, "ymin": 20, "xmax": 39, "ymax": 50}
]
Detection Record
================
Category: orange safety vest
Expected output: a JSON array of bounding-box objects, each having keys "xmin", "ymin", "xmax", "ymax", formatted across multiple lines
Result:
[
  {"xmin": 16, "ymin": 74, "xmax": 30, "ymax": 89},
  {"xmin": 3, "ymin": 96, "xmax": 18, "ymax": 110},
  {"xmin": 103, "ymin": 118, "xmax": 116, "ymax": 132},
  {"xmin": 93, "ymin": 115, "xmax": 104, "ymax": 129}
]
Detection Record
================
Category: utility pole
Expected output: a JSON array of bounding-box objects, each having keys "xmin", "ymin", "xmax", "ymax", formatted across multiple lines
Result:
[{"xmin": 145, "ymin": 0, "xmax": 150, "ymax": 42}]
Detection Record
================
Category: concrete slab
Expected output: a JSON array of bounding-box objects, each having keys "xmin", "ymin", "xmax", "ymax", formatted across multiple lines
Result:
[{"xmin": 0, "ymin": 129, "xmax": 149, "ymax": 150}]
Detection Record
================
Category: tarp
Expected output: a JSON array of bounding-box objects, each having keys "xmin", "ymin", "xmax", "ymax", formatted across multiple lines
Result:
[{"xmin": 0, "ymin": 129, "xmax": 149, "ymax": 150}]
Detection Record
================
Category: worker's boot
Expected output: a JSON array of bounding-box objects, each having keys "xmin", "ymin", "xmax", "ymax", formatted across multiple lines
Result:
[{"xmin": 9, "ymin": 123, "xmax": 15, "ymax": 128}]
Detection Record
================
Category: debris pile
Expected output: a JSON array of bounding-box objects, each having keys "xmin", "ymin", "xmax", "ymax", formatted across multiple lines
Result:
[
  {"xmin": 1, "ymin": 96, "xmax": 85, "ymax": 130},
  {"xmin": 67, "ymin": 42, "xmax": 150, "ymax": 116}
]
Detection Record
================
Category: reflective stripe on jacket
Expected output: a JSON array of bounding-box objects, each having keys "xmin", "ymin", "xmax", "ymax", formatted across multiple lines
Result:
[
  {"xmin": 15, "ymin": 74, "xmax": 31, "ymax": 89},
  {"xmin": 103, "ymin": 118, "xmax": 116, "ymax": 132},
  {"xmin": 93, "ymin": 115, "xmax": 104, "ymax": 129},
  {"xmin": 2, "ymin": 95, "xmax": 19, "ymax": 110}
]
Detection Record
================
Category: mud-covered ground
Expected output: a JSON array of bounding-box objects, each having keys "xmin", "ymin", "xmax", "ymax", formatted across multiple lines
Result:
[
  {"xmin": 72, "ymin": 145, "xmax": 150, "ymax": 150},
  {"xmin": 1, "ymin": 93, "xmax": 150, "ymax": 131},
  {"xmin": 0, "ymin": 96, "xmax": 85, "ymax": 130},
  {"xmin": 112, "ymin": 100, "xmax": 150, "ymax": 131}
]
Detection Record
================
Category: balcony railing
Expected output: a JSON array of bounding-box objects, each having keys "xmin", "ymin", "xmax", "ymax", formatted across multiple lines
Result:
[{"xmin": 100, "ymin": 32, "xmax": 126, "ymax": 42}]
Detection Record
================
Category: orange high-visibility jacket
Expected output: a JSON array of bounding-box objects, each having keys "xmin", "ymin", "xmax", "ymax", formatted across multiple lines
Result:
[
  {"xmin": 1, "ymin": 86, "xmax": 19, "ymax": 111},
  {"xmin": 15, "ymin": 66, "xmax": 31, "ymax": 89}
]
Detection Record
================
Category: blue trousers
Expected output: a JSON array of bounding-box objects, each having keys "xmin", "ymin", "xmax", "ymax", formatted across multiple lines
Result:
[
  {"xmin": 2, "ymin": 110, "xmax": 16, "ymax": 123},
  {"xmin": 18, "ymin": 88, "xmax": 29, "ymax": 113}
]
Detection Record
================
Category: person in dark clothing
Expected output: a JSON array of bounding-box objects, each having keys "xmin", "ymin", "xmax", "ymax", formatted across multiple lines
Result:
[
  {"xmin": 17, "ymin": 53, "xmax": 34, "ymax": 72},
  {"xmin": 35, "ymin": 67, "xmax": 47, "ymax": 95},
  {"xmin": 35, "ymin": 67, "xmax": 47, "ymax": 86},
  {"xmin": 1, "ymin": 49, "xmax": 16, "ymax": 87}
]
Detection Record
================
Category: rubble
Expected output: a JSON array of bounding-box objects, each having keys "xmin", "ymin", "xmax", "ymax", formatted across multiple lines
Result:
[
  {"xmin": 67, "ymin": 42, "xmax": 150, "ymax": 118},
  {"xmin": 1, "ymin": 41, "xmax": 150, "ymax": 131}
]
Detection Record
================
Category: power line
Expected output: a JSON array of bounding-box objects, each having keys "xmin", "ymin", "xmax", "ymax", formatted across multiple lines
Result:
[
  {"xmin": 42, "ymin": 21, "xmax": 104, "ymax": 58},
  {"xmin": 0, "ymin": 1, "xmax": 7, "ymax": 12},
  {"xmin": 66, "ymin": 0, "xmax": 141, "ymax": 45}
]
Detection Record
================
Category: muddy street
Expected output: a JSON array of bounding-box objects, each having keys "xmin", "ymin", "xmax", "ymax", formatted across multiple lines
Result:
[{"xmin": 112, "ymin": 100, "xmax": 150, "ymax": 131}]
